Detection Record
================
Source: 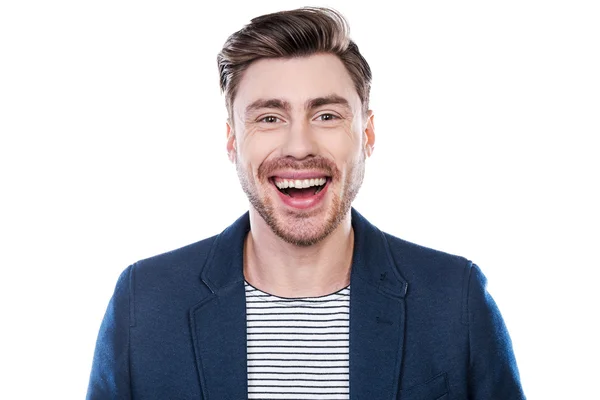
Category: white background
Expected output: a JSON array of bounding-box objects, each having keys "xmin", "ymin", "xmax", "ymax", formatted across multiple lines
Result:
[{"xmin": 1, "ymin": 1, "xmax": 598, "ymax": 398}]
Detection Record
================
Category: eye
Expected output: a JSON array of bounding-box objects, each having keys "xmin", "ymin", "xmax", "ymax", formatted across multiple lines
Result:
[
  {"xmin": 316, "ymin": 113, "xmax": 339, "ymax": 121},
  {"xmin": 259, "ymin": 115, "xmax": 280, "ymax": 123}
]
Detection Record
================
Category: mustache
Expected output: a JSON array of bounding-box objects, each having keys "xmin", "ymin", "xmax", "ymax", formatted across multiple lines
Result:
[{"xmin": 258, "ymin": 156, "xmax": 340, "ymax": 181}]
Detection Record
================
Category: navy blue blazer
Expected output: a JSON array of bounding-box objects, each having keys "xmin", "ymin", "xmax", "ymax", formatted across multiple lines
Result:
[{"xmin": 87, "ymin": 209, "xmax": 525, "ymax": 399}]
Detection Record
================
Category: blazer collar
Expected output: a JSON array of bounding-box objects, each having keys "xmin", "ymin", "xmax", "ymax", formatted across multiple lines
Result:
[
  {"xmin": 188, "ymin": 213, "xmax": 249, "ymax": 399},
  {"xmin": 348, "ymin": 208, "xmax": 408, "ymax": 399},
  {"xmin": 200, "ymin": 211, "xmax": 249, "ymax": 292},
  {"xmin": 349, "ymin": 208, "xmax": 408, "ymax": 297},
  {"xmin": 190, "ymin": 208, "xmax": 408, "ymax": 399},
  {"xmin": 199, "ymin": 208, "xmax": 408, "ymax": 295}
]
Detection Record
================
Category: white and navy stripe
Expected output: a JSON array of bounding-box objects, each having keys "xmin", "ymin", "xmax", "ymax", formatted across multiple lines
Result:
[{"xmin": 245, "ymin": 281, "xmax": 350, "ymax": 400}]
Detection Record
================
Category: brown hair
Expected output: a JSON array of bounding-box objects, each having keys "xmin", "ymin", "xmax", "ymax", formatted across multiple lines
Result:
[{"xmin": 217, "ymin": 7, "xmax": 372, "ymax": 120}]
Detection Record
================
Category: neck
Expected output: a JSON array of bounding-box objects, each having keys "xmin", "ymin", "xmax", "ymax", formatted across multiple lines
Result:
[{"xmin": 243, "ymin": 208, "xmax": 354, "ymax": 298}]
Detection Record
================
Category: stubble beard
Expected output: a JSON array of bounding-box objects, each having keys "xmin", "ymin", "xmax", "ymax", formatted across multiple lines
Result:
[{"xmin": 236, "ymin": 156, "xmax": 365, "ymax": 247}]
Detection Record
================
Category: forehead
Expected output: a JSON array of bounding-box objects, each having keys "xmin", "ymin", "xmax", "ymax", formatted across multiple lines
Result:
[{"xmin": 233, "ymin": 53, "xmax": 360, "ymax": 113}]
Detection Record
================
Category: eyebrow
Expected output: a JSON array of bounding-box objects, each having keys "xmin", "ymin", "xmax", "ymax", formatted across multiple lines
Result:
[
  {"xmin": 305, "ymin": 95, "xmax": 351, "ymax": 112},
  {"xmin": 244, "ymin": 94, "xmax": 352, "ymax": 118},
  {"xmin": 245, "ymin": 99, "xmax": 291, "ymax": 116}
]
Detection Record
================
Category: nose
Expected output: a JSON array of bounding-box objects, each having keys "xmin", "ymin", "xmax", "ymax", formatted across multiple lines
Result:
[{"xmin": 281, "ymin": 120, "xmax": 318, "ymax": 160}]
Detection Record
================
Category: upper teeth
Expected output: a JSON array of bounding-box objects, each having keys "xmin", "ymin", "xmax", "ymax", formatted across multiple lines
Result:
[{"xmin": 275, "ymin": 178, "xmax": 327, "ymax": 189}]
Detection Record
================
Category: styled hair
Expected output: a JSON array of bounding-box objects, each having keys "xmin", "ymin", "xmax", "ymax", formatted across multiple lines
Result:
[{"xmin": 217, "ymin": 7, "xmax": 372, "ymax": 120}]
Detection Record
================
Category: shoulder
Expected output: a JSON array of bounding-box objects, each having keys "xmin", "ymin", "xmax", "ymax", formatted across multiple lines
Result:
[
  {"xmin": 383, "ymin": 231, "xmax": 472, "ymax": 277},
  {"xmin": 127, "ymin": 234, "xmax": 219, "ymax": 296},
  {"xmin": 351, "ymin": 208, "xmax": 475, "ymax": 297},
  {"xmin": 381, "ymin": 231, "xmax": 474, "ymax": 299},
  {"xmin": 135, "ymin": 234, "xmax": 218, "ymax": 273}
]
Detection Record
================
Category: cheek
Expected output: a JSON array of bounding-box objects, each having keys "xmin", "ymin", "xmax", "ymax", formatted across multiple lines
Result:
[
  {"xmin": 239, "ymin": 133, "xmax": 281, "ymax": 172},
  {"xmin": 323, "ymin": 128, "xmax": 363, "ymax": 163}
]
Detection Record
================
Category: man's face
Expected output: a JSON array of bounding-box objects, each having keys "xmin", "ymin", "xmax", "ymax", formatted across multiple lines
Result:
[{"xmin": 228, "ymin": 53, "xmax": 375, "ymax": 246}]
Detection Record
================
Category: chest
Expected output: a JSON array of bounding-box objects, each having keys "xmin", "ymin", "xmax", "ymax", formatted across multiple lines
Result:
[{"xmin": 245, "ymin": 282, "xmax": 351, "ymax": 399}]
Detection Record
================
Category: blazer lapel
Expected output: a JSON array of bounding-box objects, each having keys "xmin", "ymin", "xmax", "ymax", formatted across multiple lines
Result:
[
  {"xmin": 189, "ymin": 213, "xmax": 250, "ymax": 400},
  {"xmin": 349, "ymin": 209, "xmax": 408, "ymax": 400},
  {"xmin": 188, "ymin": 209, "xmax": 408, "ymax": 399}
]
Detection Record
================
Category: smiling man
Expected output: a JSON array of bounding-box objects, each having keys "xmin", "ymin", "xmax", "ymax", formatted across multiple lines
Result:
[{"xmin": 87, "ymin": 7, "xmax": 525, "ymax": 400}]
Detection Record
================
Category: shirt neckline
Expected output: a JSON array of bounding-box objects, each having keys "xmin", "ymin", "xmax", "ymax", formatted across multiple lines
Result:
[{"xmin": 244, "ymin": 280, "xmax": 350, "ymax": 302}]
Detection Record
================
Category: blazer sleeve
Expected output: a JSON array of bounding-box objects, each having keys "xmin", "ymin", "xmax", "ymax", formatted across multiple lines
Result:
[
  {"xmin": 86, "ymin": 265, "xmax": 133, "ymax": 399},
  {"xmin": 466, "ymin": 263, "xmax": 526, "ymax": 399}
]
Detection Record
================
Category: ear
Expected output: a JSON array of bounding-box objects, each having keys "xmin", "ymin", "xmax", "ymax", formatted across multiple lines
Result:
[
  {"xmin": 364, "ymin": 110, "xmax": 375, "ymax": 158},
  {"xmin": 226, "ymin": 121, "xmax": 236, "ymax": 163}
]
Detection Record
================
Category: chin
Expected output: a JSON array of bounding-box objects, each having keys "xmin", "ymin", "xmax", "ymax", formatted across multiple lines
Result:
[{"xmin": 264, "ymin": 197, "xmax": 347, "ymax": 247}]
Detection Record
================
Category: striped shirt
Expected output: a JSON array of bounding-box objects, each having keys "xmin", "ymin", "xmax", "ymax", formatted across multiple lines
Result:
[{"xmin": 245, "ymin": 281, "xmax": 350, "ymax": 400}]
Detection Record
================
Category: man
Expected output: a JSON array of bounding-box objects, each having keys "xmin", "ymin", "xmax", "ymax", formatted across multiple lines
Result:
[{"xmin": 87, "ymin": 7, "xmax": 525, "ymax": 399}]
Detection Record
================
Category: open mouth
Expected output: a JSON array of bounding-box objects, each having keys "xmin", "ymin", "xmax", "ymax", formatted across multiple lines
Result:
[{"xmin": 271, "ymin": 177, "xmax": 330, "ymax": 199}]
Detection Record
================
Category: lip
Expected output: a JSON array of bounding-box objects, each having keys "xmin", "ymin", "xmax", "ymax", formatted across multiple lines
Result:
[{"xmin": 271, "ymin": 177, "xmax": 331, "ymax": 210}]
